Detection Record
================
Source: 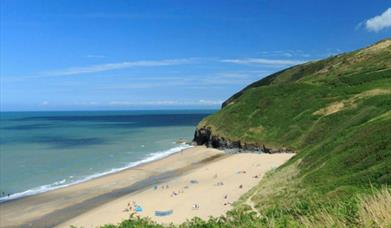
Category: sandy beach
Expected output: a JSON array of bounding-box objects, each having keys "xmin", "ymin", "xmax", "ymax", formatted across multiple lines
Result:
[
  {"xmin": 0, "ymin": 146, "xmax": 294, "ymax": 228},
  {"xmin": 0, "ymin": 146, "xmax": 222, "ymax": 227},
  {"xmin": 59, "ymin": 150, "xmax": 293, "ymax": 227}
]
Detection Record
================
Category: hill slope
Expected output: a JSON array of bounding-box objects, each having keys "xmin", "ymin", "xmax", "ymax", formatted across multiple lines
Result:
[
  {"xmin": 191, "ymin": 39, "xmax": 391, "ymax": 226},
  {"xmin": 194, "ymin": 39, "xmax": 391, "ymax": 193},
  {"xmin": 104, "ymin": 39, "xmax": 391, "ymax": 227}
]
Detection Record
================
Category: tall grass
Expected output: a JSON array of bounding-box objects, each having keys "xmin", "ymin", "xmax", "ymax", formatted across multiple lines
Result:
[
  {"xmin": 99, "ymin": 187, "xmax": 391, "ymax": 228},
  {"xmin": 289, "ymin": 187, "xmax": 391, "ymax": 228},
  {"xmin": 358, "ymin": 187, "xmax": 391, "ymax": 228}
]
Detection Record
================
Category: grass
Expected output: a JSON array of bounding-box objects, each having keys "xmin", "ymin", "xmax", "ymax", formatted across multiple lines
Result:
[
  {"xmin": 196, "ymin": 39, "xmax": 391, "ymax": 226},
  {"xmin": 98, "ymin": 187, "xmax": 391, "ymax": 228},
  {"xmin": 358, "ymin": 187, "xmax": 391, "ymax": 227},
  {"xmin": 99, "ymin": 39, "xmax": 391, "ymax": 227},
  {"xmin": 198, "ymin": 39, "xmax": 391, "ymax": 194}
]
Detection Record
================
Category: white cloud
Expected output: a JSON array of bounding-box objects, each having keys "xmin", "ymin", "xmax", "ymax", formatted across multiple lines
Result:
[
  {"xmin": 108, "ymin": 99, "xmax": 222, "ymax": 106},
  {"xmin": 101, "ymin": 70, "xmax": 269, "ymax": 90},
  {"xmin": 73, "ymin": 101, "xmax": 100, "ymax": 105},
  {"xmin": 45, "ymin": 59, "xmax": 194, "ymax": 76},
  {"xmin": 109, "ymin": 100, "xmax": 181, "ymax": 106},
  {"xmin": 221, "ymin": 58, "xmax": 307, "ymax": 66},
  {"xmin": 108, "ymin": 81, "xmax": 187, "ymax": 89},
  {"xmin": 282, "ymin": 52, "xmax": 293, "ymax": 57},
  {"xmin": 108, "ymin": 101, "xmax": 137, "ymax": 106},
  {"xmin": 40, "ymin": 101, "xmax": 49, "ymax": 105},
  {"xmin": 200, "ymin": 72, "xmax": 254, "ymax": 85},
  {"xmin": 259, "ymin": 50, "xmax": 312, "ymax": 58},
  {"xmin": 198, "ymin": 99, "xmax": 223, "ymax": 105},
  {"xmin": 365, "ymin": 8, "xmax": 391, "ymax": 32}
]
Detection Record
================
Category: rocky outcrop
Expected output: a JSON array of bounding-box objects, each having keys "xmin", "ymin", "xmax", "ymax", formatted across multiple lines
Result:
[{"xmin": 193, "ymin": 127, "xmax": 294, "ymax": 154}]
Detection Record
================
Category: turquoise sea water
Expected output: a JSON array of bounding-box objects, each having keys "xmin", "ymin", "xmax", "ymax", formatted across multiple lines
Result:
[{"xmin": 0, "ymin": 110, "xmax": 213, "ymax": 202}]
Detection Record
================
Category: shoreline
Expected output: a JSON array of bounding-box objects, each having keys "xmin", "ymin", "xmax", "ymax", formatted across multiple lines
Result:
[
  {"xmin": 0, "ymin": 146, "xmax": 225, "ymax": 227},
  {"xmin": 0, "ymin": 146, "xmax": 294, "ymax": 227},
  {"xmin": 0, "ymin": 144, "xmax": 193, "ymax": 203},
  {"xmin": 59, "ymin": 151, "xmax": 294, "ymax": 227}
]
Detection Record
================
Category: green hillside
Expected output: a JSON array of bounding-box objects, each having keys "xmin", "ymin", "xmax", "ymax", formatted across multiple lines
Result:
[
  {"xmin": 193, "ymin": 39, "xmax": 391, "ymax": 226},
  {"xmin": 104, "ymin": 39, "xmax": 391, "ymax": 227},
  {"xmin": 197, "ymin": 39, "xmax": 391, "ymax": 192}
]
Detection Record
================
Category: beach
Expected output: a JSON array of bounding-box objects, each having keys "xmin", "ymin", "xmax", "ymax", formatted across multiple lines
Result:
[{"xmin": 0, "ymin": 146, "xmax": 294, "ymax": 227}]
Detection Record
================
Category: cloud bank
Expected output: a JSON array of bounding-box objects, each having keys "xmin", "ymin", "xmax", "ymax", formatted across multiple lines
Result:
[
  {"xmin": 221, "ymin": 58, "xmax": 307, "ymax": 65},
  {"xmin": 108, "ymin": 99, "xmax": 222, "ymax": 106},
  {"xmin": 46, "ymin": 59, "xmax": 194, "ymax": 76},
  {"xmin": 365, "ymin": 8, "xmax": 391, "ymax": 32}
]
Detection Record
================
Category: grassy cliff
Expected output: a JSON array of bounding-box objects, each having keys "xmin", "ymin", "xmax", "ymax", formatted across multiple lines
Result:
[
  {"xmin": 103, "ymin": 39, "xmax": 391, "ymax": 227},
  {"xmin": 197, "ymin": 39, "xmax": 391, "ymax": 193},
  {"xmin": 192, "ymin": 39, "xmax": 391, "ymax": 226}
]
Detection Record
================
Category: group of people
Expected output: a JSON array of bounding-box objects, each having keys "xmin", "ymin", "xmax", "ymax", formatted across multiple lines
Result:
[
  {"xmin": 132, "ymin": 169, "xmax": 253, "ymax": 216},
  {"xmin": 1, "ymin": 192, "xmax": 11, "ymax": 197},
  {"xmin": 192, "ymin": 203, "xmax": 200, "ymax": 210},
  {"xmin": 126, "ymin": 201, "xmax": 143, "ymax": 213},
  {"xmin": 171, "ymin": 189, "xmax": 184, "ymax": 197},
  {"xmin": 223, "ymin": 194, "xmax": 233, "ymax": 206},
  {"xmin": 154, "ymin": 184, "xmax": 170, "ymax": 190}
]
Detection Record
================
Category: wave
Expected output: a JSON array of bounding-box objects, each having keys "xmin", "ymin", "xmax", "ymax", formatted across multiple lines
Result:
[{"xmin": 0, "ymin": 144, "xmax": 192, "ymax": 203}]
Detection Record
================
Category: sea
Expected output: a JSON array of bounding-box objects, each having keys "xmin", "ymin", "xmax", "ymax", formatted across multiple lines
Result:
[{"xmin": 0, "ymin": 110, "xmax": 214, "ymax": 202}]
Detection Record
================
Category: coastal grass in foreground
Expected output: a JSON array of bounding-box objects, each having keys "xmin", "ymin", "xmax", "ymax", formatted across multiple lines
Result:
[
  {"xmin": 99, "ymin": 187, "xmax": 390, "ymax": 227},
  {"xmin": 100, "ymin": 39, "xmax": 391, "ymax": 227}
]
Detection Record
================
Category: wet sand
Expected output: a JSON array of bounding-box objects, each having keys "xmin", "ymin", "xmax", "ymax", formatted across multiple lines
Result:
[
  {"xmin": 0, "ymin": 146, "xmax": 294, "ymax": 228},
  {"xmin": 58, "ymin": 152, "xmax": 294, "ymax": 227},
  {"xmin": 0, "ymin": 146, "xmax": 224, "ymax": 227}
]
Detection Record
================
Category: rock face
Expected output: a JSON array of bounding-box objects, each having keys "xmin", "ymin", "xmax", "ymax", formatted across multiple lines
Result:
[{"xmin": 193, "ymin": 127, "xmax": 294, "ymax": 154}]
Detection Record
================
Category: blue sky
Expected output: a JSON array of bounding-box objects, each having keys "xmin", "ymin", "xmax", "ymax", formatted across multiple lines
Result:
[{"xmin": 1, "ymin": 0, "xmax": 390, "ymax": 111}]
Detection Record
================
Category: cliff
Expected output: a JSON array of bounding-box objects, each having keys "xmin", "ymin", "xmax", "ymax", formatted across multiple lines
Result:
[
  {"xmin": 193, "ymin": 39, "xmax": 391, "ymax": 193},
  {"xmin": 193, "ymin": 127, "xmax": 293, "ymax": 153},
  {"xmin": 193, "ymin": 39, "xmax": 391, "ymax": 151}
]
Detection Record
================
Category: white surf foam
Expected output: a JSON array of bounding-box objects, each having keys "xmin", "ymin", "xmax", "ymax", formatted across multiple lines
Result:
[{"xmin": 0, "ymin": 144, "xmax": 192, "ymax": 203}]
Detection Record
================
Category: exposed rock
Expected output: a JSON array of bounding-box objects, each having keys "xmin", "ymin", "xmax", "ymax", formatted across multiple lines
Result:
[
  {"xmin": 193, "ymin": 128, "xmax": 212, "ymax": 145},
  {"xmin": 193, "ymin": 127, "xmax": 294, "ymax": 154}
]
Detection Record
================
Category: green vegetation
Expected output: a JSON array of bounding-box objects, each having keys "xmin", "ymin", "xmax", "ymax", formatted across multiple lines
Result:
[
  {"xmin": 101, "ymin": 39, "xmax": 391, "ymax": 227},
  {"xmin": 101, "ymin": 186, "xmax": 390, "ymax": 228}
]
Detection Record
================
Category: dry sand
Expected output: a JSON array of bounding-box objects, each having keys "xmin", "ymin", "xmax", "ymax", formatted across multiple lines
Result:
[
  {"xmin": 0, "ymin": 146, "xmax": 223, "ymax": 227},
  {"xmin": 58, "ymin": 151, "xmax": 294, "ymax": 227},
  {"xmin": 0, "ymin": 146, "xmax": 294, "ymax": 228}
]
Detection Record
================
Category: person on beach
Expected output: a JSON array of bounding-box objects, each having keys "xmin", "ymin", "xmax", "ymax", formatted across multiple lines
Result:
[{"xmin": 126, "ymin": 202, "xmax": 133, "ymax": 212}]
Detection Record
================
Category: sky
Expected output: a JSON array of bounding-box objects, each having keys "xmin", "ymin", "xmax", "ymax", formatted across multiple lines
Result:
[{"xmin": 1, "ymin": 0, "xmax": 390, "ymax": 111}]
